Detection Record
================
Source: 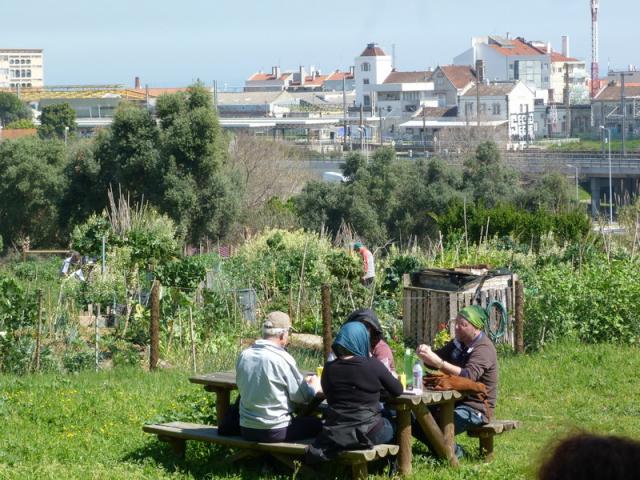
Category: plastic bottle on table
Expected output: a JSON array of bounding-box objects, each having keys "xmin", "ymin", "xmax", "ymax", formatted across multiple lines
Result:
[
  {"xmin": 404, "ymin": 348, "xmax": 413, "ymax": 387},
  {"xmin": 412, "ymin": 360, "xmax": 423, "ymax": 395}
]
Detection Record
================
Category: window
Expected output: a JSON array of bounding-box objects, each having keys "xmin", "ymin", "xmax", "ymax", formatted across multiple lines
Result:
[
  {"xmin": 479, "ymin": 103, "xmax": 486, "ymax": 114},
  {"xmin": 363, "ymin": 95, "xmax": 371, "ymax": 106},
  {"xmin": 363, "ymin": 78, "xmax": 369, "ymax": 85},
  {"xmin": 492, "ymin": 103, "xmax": 501, "ymax": 115},
  {"xmin": 361, "ymin": 62, "xmax": 370, "ymax": 72},
  {"xmin": 26, "ymin": 69, "xmax": 31, "ymax": 77},
  {"xmin": 465, "ymin": 102, "xmax": 474, "ymax": 116}
]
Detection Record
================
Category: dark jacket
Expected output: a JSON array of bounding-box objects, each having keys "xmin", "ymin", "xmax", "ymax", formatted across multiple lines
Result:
[{"xmin": 306, "ymin": 356, "xmax": 402, "ymax": 462}]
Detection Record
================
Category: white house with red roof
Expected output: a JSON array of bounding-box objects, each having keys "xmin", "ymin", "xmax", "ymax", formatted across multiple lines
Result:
[
  {"xmin": 432, "ymin": 65, "xmax": 477, "ymax": 107},
  {"xmin": 458, "ymin": 81, "xmax": 536, "ymax": 140},
  {"xmin": 354, "ymin": 42, "xmax": 393, "ymax": 107},
  {"xmin": 245, "ymin": 65, "xmax": 354, "ymax": 93},
  {"xmin": 245, "ymin": 67, "xmax": 294, "ymax": 92}
]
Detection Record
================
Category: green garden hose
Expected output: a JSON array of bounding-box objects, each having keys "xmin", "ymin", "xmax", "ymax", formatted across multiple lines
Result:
[{"xmin": 484, "ymin": 300, "xmax": 508, "ymax": 342}]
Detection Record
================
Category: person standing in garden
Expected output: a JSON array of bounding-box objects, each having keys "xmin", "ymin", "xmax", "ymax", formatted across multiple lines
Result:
[
  {"xmin": 415, "ymin": 305, "xmax": 498, "ymax": 457},
  {"xmin": 235, "ymin": 311, "xmax": 323, "ymax": 442},
  {"xmin": 353, "ymin": 242, "xmax": 375, "ymax": 286}
]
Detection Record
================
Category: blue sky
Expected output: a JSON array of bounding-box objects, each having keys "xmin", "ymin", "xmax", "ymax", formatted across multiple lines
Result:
[{"xmin": 2, "ymin": 0, "xmax": 637, "ymax": 88}]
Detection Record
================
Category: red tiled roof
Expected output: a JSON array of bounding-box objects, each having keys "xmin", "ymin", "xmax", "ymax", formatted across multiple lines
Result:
[
  {"xmin": 488, "ymin": 38, "xmax": 546, "ymax": 57},
  {"xmin": 326, "ymin": 70, "xmax": 354, "ymax": 81},
  {"xmin": 247, "ymin": 72, "xmax": 292, "ymax": 82},
  {"xmin": 551, "ymin": 52, "xmax": 578, "ymax": 62},
  {"xmin": 383, "ymin": 70, "xmax": 432, "ymax": 83},
  {"xmin": 360, "ymin": 44, "xmax": 387, "ymax": 57},
  {"xmin": 290, "ymin": 74, "xmax": 329, "ymax": 87},
  {"xmin": 594, "ymin": 84, "xmax": 640, "ymax": 101},
  {"xmin": 439, "ymin": 65, "xmax": 477, "ymax": 89},
  {"xmin": 0, "ymin": 128, "xmax": 37, "ymax": 141}
]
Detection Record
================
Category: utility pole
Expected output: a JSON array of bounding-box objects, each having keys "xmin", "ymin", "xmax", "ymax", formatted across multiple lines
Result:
[
  {"xmin": 359, "ymin": 104, "xmax": 364, "ymax": 152},
  {"xmin": 379, "ymin": 107, "xmax": 383, "ymax": 146},
  {"xmin": 422, "ymin": 106, "xmax": 427, "ymax": 157},
  {"xmin": 342, "ymin": 76, "xmax": 347, "ymax": 150},
  {"xmin": 620, "ymin": 71, "xmax": 631, "ymax": 155},
  {"xmin": 564, "ymin": 63, "xmax": 571, "ymax": 138},
  {"xmin": 475, "ymin": 59, "xmax": 484, "ymax": 128}
]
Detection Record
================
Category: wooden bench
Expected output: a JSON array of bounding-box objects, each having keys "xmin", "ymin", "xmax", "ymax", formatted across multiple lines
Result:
[
  {"xmin": 143, "ymin": 421, "xmax": 399, "ymax": 479},
  {"xmin": 467, "ymin": 420, "xmax": 520, "ymax": 459}
]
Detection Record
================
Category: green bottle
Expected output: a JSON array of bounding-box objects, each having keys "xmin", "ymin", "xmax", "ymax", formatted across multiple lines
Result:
[{"xmin": 404, "ymin": 348, "xmax": 414, "ymax": 387}]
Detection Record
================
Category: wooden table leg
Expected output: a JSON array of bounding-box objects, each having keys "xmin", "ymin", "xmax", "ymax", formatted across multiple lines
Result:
[
  {"xmin": 206, "ymin": 386, "xmax": 231, "ymax": 422},
  {"xmin": 414, "ymin": 405, "xmax": 449, "ymax": 460},
  {"xmin": 438, "ymin": 400, "xmax": 459, "ymax": 467},
  {"xmin": 396, "ymin": 404, "xmax": 412, "ymax": 476}
]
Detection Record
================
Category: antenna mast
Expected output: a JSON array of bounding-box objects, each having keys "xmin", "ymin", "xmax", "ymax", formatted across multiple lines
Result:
[{"xmin": 590, "ymin": 0, "xmax": 600, "ymax": 98}]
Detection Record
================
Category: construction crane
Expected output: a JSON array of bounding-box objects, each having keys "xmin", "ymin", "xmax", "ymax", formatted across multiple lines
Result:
[{"xmin": 590, "ymin": 0, "xmax": 600, "ymax": 98}]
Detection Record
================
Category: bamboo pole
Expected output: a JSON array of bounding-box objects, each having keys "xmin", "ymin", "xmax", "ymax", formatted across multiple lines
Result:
[{"xmin": 295, "ymin": 240, "xmax": 309, "ymax": 327}]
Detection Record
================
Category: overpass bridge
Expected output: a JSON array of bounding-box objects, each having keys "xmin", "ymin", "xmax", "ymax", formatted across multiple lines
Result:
[
  {"xmin": 305, "ymin": 151, "xmax": 640, "ymax": 218},
  {"xmin": 503, "ymin": 152, "xmax": 640, "ymax": 216}
]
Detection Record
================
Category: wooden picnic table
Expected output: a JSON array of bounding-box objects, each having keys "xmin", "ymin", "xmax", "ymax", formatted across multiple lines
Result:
[{"xmin": 189, "ymin": 371, "xmax": 463, "ymax": 475}]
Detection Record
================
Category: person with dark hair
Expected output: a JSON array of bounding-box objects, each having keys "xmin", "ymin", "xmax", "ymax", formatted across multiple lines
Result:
[
  {"xmin": 415, "ymin": 305, "xmax": 498, "ymax": 458},
  {"xmin": 306, "ymin": 321, "xmax": 403, "ymax": 462},
  {"xmin": 345, "ymin": 308, "xmax": 395, "ymax": 372},
  {"xmin": 538, "ymin": 432, "xmax": 640, "ymax": 480},
  {"xmin": 236, "ymin": 311, "xmax": 322, "ymax": 442}
]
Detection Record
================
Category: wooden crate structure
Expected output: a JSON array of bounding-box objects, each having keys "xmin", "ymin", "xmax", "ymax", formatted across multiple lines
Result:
[{"xmin": 402, "ymin": 271, "xmax": 518, "ymax": 349}]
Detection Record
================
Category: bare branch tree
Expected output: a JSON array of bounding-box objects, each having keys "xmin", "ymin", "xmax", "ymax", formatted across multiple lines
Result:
[{"xmin": 228, "ymin": 133, "xmax": 311, "ymax": 210}]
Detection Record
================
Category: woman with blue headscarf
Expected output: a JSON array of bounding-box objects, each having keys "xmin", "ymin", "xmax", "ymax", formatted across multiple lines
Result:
[{"xmin": 306, "ymin": 320, "xmax": 403, "ymax": 463}]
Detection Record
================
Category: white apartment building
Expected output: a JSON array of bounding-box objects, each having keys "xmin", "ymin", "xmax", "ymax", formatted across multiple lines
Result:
[
  {"xmin": 374, "ymin": 70, "xmax": 437, "ymax": 116},
  {"xmin": 454, "ymin": 35, "xmax": 589, "ymax": 105},
  {"xmin": 0, "ymin": 49, "xmax": 44, "ymax": 88}
]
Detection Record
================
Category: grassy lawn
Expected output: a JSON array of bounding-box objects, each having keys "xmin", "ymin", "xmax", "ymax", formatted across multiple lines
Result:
[
  {"xmin": 546, "ymin": 138, "xmax": 640, "ymax": 152},
  {"xmin": 1, "ymin": 342, "xmax": 639, "ymax": 479}
]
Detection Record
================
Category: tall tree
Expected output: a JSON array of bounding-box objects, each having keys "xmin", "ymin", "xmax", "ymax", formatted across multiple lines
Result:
[
  {"xmin": 0, "ymin": 92, "xmax": 31, "ymax": 127},
  {"xmin": 157, "ymin": 82, "xmax": 240, "ymax": 241},
  {"xmin": 0, "ymin": 137, "xmax": 67, "ymax": 247},
  {"xmin": 38, "ymin": 103, "xmax": 76, "ymax": 140},
  {"xmin": 463, "ymin": 141, "xmax": 521, "ymax": 207}
]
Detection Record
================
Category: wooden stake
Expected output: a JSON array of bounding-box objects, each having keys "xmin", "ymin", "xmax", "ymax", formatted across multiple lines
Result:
[
  {"xmin": 189, "ymin": 306, "xmax": 197, "ymax": 373},
  {"xmin": 150, "ymin": 280, "xmax": 160, "ymax": 370},
  {"xmin": 34, "ymin": 289, "xmax": 43, "ymax": 372},
  {"xmin": 95, "ymin": 305, "xmax": 100, "ymax": 371},
  {"xmin": 321, "ymin": 284, "xmax": 332, "ymax": 362},
  {"xmin": 514, "ymin": 280, "xmax": 525, "ymax": 354}
]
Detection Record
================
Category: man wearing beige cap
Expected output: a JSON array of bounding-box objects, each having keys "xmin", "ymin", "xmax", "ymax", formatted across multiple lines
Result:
[{"xmin": 236, "ymin": 311, "xmax": 323, "ymax": 442}]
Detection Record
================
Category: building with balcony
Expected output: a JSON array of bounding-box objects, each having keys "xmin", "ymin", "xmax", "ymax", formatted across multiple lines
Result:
[{"xmin": 0, "ymin": 48, "xmax": 44, "ymax": 88}]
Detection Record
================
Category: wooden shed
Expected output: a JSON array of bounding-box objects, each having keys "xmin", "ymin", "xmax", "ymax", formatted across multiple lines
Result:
[{"xmin": 402, "ymin": 267, "xmax": 522, "ymax": 349}]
